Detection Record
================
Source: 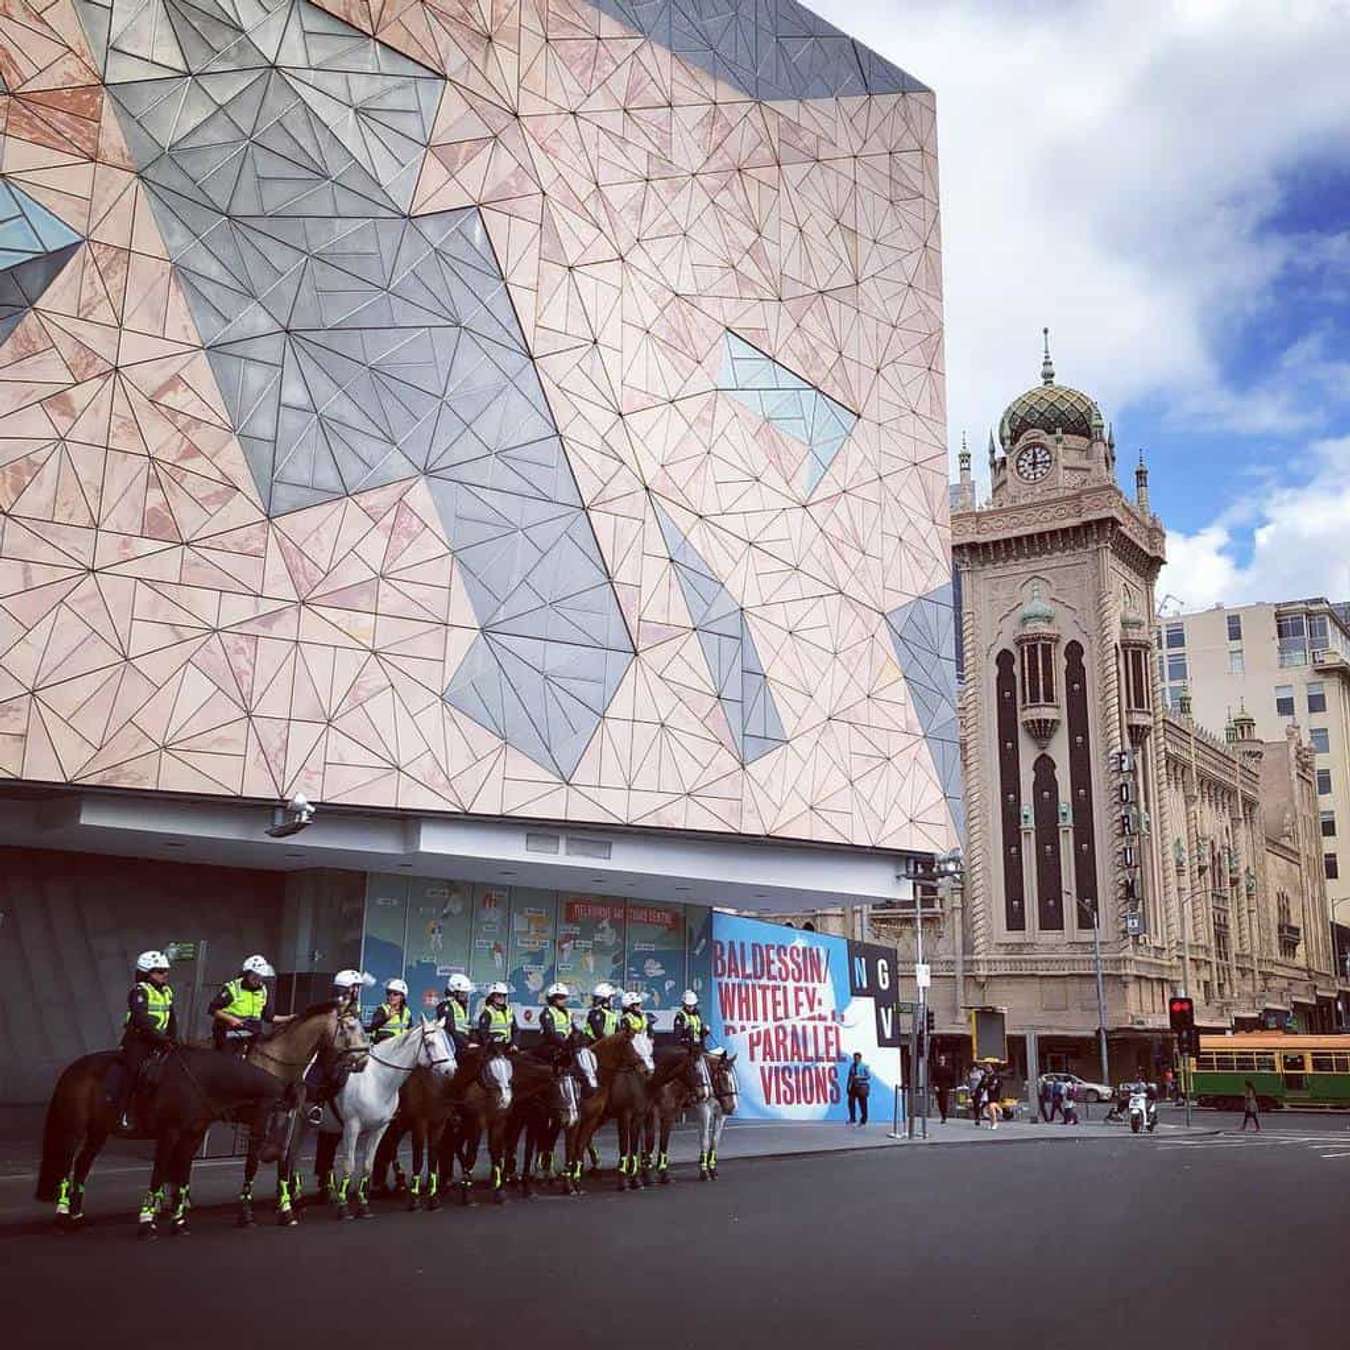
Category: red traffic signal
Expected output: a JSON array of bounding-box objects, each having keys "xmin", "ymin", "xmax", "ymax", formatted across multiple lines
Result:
[{"xmin": 1168, "ymin": 996, "xmax": 1195, "ymax": 1035}]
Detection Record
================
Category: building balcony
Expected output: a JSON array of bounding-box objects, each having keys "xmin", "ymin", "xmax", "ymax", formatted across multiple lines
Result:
[
  {"xmin": 1124, "ymin": 705, "xmax": 1153, "ymax": 745},
  {"xmin": 1020, "ymin": 701, "xmax": 1060, "ymax": 747},
  {"xmin": 1278, "ymin": 922, "xmax": 1302, "ymax": 949},
  {"xmin": 1313, "ymin": 648, "xmax": 1349, "ymax": 676}
]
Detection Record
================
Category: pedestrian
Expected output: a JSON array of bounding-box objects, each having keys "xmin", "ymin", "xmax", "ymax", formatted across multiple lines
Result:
[
  {"xmin": 1062, "ymin": 1082, "xmax": 1079, "ymax": 1126},
  {"xmin": 1241, "ymin": 1080, "xmax": 1261, "ymax": 1132},
  {"xmin": 984, "ymin": 1065, "xmax": 1003, "ymax": 1129},
  {"xmin": 968, "ymin": 1063, "xmax": 985, "ymax": 1125},
  {"xmin": 934, "ymin": 1053, "xmax": 954, "ymax": 1124},
  {"xmin": 1038, "ymin": 1074, "xmax": 1052, "ymax": 1122},
  {"xmin": 1049, "ymin": 1076, "xmax": 1064, "ymax": 1122},
  {"xmin": 846, "ymin": 1052, "xmax": 871, "ymax": 1125}
]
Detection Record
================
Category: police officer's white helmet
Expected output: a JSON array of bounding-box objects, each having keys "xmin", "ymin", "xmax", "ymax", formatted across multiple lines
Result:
[
  {"xmin": 446, "ymin": 973, "xmax": 473, "ymax": 994},
  {"xmin": 334, "ymin": 969, "xmax": 373, "ymax": 990},
  {"xmin": 386, "ymin": 978, "xmax": 409, "ymax": 996},
  {"xmin": 488, "ymin": 981, "xmax": 510, "ymax": 997},
  {"xmin": 546, "ymin": 982, "xmax": 569, "ymax": 1000},
  {"xmin": 622, "ymin": 990, "xmax": 644, "ymax": 1008},
  {"xmin": 681, "ymin": 990, "xmax": 698, "ymax": 1007},
  {"xmin": 592, "ymin": 982, "xmax": 615, "ymax": 1000},
  {"xmin": 241, "ymin": 954, "xmax": 275, "ymax": 978},
  {"xmin": 136, "ymin": 950, "xmax": 170, "ymax": 973}
]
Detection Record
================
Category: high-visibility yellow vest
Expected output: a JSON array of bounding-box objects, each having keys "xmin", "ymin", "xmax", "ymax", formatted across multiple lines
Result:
[
  {"xmin": 221, "ymin": 978, "xmax": 267, "ymax": 1020},
  {"xmin": 622, "ymin": 1010, "xmax": 646, "ymax": 1033},
  {"xmin": 484, "ymin": 1004, "xmax": 513, "ymax": 1041},
  {"xmin": 680, "ymin": 1010, "xmax": 703, "ymax": 1038},
  {"xmin": 587, "ymin": 1007, "xmax": 619, "ymax": 1039},
  {"xmin": 376, "ymin": 1002, "xmax": 411, "ymax": 1037},
  {"xmin": 125, "ymin": 981, "xmax": 174, "ymax": 1032},
  {"xmin": 543, "ymin": 1004, "xmax": 572, "ymax": 1035}
]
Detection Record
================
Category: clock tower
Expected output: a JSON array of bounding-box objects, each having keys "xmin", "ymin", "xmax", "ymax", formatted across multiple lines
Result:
[{"xmin": 949, "ymin": 332, "xmax": 1173, "ymax": 1074}]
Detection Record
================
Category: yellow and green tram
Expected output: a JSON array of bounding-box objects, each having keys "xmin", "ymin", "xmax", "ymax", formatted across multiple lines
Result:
[{"xmin": 1189, "ymin": 1034, "xmax": 1350, "ymax": 1111}]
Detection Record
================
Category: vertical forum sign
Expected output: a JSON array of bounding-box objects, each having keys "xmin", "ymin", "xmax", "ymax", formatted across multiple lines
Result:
[{"xmin": 709, "ymin": 913, "xmax": 901, "ymax": 1121}]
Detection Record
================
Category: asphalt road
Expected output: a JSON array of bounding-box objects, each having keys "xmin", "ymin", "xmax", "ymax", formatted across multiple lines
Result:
[{"xmin": 4, "ymin": 1129, "xmax": 1344, "ymax": 1350}]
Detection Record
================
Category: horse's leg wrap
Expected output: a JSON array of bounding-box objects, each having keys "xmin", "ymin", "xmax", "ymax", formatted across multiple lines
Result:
[
  {"xmin": 658, "ymin": 1152, "xmax": 669, "ymax": 1172},
  {"xmin": 277, "ymin": 1177, "xmax": 291, "ymax": 1212},
  {"xmin": 618, "ymin": 1154, "xmax": 629, "ymax": 1176},
  {"xmin": 540, "ymin": 1151, "xmax": 553, "ymax": 1176},
  {"xmin": 138, "ymin": 1188, "xmax": 162, "ymax": 1224},
  {"xmin": 56, "ymin": 1177, "xmax": 71, "ymax": 1217},
  {"xmin": 491, "ymin": 1163, "xmax": 503, "ymax": 1190},
  {"xmin": 172, "ymin": 1186, "xmax": 191, "ymax": 1223},
  {"xmin": 239, "ymin": 1182, "xmax": 253, "ymax": 1204}
]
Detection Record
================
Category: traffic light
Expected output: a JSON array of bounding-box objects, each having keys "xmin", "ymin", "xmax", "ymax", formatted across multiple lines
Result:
[
  {"xmin": 926, "ymin": 1007, "xmax": 936, "ymax": 1035},
  {"xmin": 1168, "ymin": 995, "xmax": 1195, "ymax": 1035}
]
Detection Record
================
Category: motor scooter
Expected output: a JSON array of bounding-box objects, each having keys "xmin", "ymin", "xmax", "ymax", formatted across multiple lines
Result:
[{"xmin": 1128, "ymin": 1084, "xmax": 1159, "ymax": 1133}]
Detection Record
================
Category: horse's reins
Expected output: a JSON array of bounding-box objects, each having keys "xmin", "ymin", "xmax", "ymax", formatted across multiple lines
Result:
[{"xmin": 366, "ymin": 1024, "xmax": 453, "ymax": 1074}]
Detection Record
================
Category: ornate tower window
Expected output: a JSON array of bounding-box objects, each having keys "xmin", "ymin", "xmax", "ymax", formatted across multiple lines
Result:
[
  {"xmin": 1119, "ymin": 602, "xmax": 1153, "ymax": 744},
  {"xmin": 996, "ymin": 650, "xmax": 1027, "ymax": 931},
  {"xmin": 1015, "ymin": 584, "xmax": 1061, "ymax": 745}
]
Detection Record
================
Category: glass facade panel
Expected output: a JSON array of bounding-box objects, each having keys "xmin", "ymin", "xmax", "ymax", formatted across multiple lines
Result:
[
  {"xmin": 1307, "ymin": 682, "xmax": 1327, "ymax": 714},
  {"xmin": 1165, "ymin": 623, "xmax": 1186, "ymax": 649},
  {"xmin": 1226, "ymin": 614, "xmax": 1242, "ymax": 641},
  {"xmin": 1275, "ymin": 685, "xmax": 1295, "ymax": 717},
  {"xmin": 1310, "ymin": 727, "xmax": 1330, "ymax": 753}
]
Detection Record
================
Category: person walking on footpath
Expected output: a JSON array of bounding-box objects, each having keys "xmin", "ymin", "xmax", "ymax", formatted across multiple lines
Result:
[
  {"xmin": 1241, "ymin": 1080, "xmax": 1261, "ymax": 1132},
  {"xmin": 846, "ymin": 1052, "xmax": 871, "ymax": 1125},
  {"xmin": 968, "ymin": 1063, "xmax": 985, "ymax": 1125},
  {"xmin": 934, "ymin": 1053, "xmax": 954, "ymax": 1124},
  {"xmin": 1048, "ymin": 1075, "xmax": 1064, "ymax": 1122},
  {"xmin": 984, "ymin": 1064, "xmax": 1003, "ymax": 1129},
  {"xmin": 1062, "ymin": 1081, "xmax": 1079, "ymax": 1126}
]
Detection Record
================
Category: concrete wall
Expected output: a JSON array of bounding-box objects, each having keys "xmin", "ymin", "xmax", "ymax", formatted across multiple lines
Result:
[{"xmin": 0, "ymin": 848, "xmax": 285, "ymax": 1103}]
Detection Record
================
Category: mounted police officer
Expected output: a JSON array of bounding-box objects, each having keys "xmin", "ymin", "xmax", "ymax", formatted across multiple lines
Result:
[
  {"xmin": 114, "ymin": 950, "xmax": 178, "ymax": 1130},
  {"xmin": 210, "ymin": 955, "xmax": 290, "ymax": 1052},
  {"xmin": 368, "ymin": 978, "xmax": 412, "ymax": 1042},
  {"xmin": 305, "ymin": 969, "xmax": 372, "ymax": 1124},
  {"xmin": 619, "ymin": 990, "xmax": 649, "ymax": 1033},
  {"xmin": 537, "ymin": 983, "xmax": 575, "ymax": 1070},
  {"xmin": 673, "ymin": 989, "xmax": 710, "ymax": 1051},
  {"xmin": 586, "ymin": 982, "xmax": 619, "ymax": 1040},
  {"xmin": 478, "ymin": 982, "xmax": 517, "ymax": 1051},
  {"xmin": 436, "ymin": 973, "xmax": 475, "ymax": 1053}
]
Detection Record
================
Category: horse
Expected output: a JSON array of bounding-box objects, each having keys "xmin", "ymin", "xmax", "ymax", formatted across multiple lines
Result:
[
  {"xmin": 233, "ymin": 1004, "xmax": 369, "ymax": 1227},
  {"xmin": 438, "ymin": 1045, "xmax": 514, "ymax": 1205},
  {"xmin": 36, "ymin": 1044, "xmax": 293, "ymax": 1236},
  {"xmin": 309, "ymin": 1018, "xmax": 455, "ymax": 1219},
  {"xmin": 502, "ymin": 1041, "xmax": 598, "ymax": 1199},
  {"xmin": 695, "ymin": 1050, "xmax": 740, "ymax": 1180},
  {"xmin": 571, "ymin": 1028, "xmax": 655, "ymax": 1193},
  {"xmin": 520, "ymin": 1039, "xmax": 598, "ymax": 1194},
  {"xmin": 641, "ymin": 1046, "xmax": 713, "ymax": 1184}
]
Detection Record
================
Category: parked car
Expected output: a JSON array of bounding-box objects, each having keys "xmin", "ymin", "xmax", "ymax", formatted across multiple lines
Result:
[{"xmin": 1039, "ymin": 1071, "xmax": 1114, "ymax": 1104}]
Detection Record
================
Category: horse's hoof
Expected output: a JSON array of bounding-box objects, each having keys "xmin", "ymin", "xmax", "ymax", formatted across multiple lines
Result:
[
  {"xmin": 709, "ymin": 1168, "xmax": 719, "ymax": 1181},
  {"xmin": 335, "ymin": 1204, "xmax": 351, "ymax": 1221},
  {"xmin": 659, "ymin": 1171, "xmax": 671, "ymax": 1185},
  {"xmin": 171, "ymin": 1222, "xmax": 189, "ymax": 1237},
  {"xmin": 276, "ymin": 1208, "xmax": 292, "ymax": 1227},
  {"xmin": 492, "ymin": 1190, "xmax": 505, "ymax": 1207},
  {"xmin": 237, "ymin": 1211, "xmax": 256, "ymax": 1229},
  {"xmin": 427, "ymin": 1192, "xmax": 441, "ymax": 1212},
  {"xmin": 356, "ymin": 1202, "xmax": 373, "ymax": 1220},
  {"xmin": 138, "ymin": 1224, "xmax": 157, "ymax": 1241},
  {"xmin": 405, "ymin": 1193, "xmax": 419, "ymax": 1213}
]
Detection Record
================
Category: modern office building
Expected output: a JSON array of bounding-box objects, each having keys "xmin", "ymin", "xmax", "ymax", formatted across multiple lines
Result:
[
  {"xmin": 1164, "ymin": 600, "xmax": 1350, "ymax": 926},
  {"xmin": 0, "ymin": 0, "xmax": 954, "ymax": 1100}
]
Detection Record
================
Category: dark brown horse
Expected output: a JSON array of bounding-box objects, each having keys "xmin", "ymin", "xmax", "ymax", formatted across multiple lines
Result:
[
  {"xmin": 369, "ymin": 1054, "xmax": 461, "ymax": 1211},
  {"xmin": 36, "ymin": 1044, "xmax": 292, "ymax": 1235},
  {"xmin": 641, "ymin": 1046, "xmax": 712, "ymax": 1184},
  {"xmin": 572, "ymin": 1028, "xmax": 655, "ymax": 1192},
  {"xmin": 438, "ymin": 1046, "xmax": 515, "ymax": 1204}
]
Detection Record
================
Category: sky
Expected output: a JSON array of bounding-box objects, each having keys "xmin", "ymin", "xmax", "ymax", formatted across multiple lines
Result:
[{"xmin": 808, "ymin": 0, "xmax": 1350, "ymax": 611}]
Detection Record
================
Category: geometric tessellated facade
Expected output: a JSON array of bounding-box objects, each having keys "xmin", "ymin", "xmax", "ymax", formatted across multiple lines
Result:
[{"xmin": 0, "ymin": 0, "xmax": 957, "ymax": 853}]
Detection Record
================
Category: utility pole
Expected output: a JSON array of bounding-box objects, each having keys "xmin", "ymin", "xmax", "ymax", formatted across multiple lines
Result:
[{"xmin": 1091, "ymin": 905, "xmax": 1110, "ymax": 1087}]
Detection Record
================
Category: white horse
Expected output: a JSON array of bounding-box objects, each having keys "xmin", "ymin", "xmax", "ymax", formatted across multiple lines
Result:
[
  {"xmin": 320, "ymin": 1018, "xmax": 455, "ymax": 1219},
  {"xmin": 696, "ymin": 1050, "xmax": 739, "ymax": 1180}
]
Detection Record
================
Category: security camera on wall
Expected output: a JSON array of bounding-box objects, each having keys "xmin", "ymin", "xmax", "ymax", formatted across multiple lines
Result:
[{"xmin": 266, "ymin": 794, "xmax": 315, "ymax": 839}]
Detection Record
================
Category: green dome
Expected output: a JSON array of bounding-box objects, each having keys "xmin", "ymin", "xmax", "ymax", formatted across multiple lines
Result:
[
  {"xmin": 999, "ymin": 329, "xmax": 1103, "ymax": 448},
  {"xmin": 1020, "ymin": 585, "xmax": 1055, "ymax": 627}
]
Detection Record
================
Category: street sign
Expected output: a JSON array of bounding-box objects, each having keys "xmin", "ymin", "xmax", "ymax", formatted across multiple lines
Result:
[
  {"xmin": 1125, "ymin": 912, "xmax": 1144, "ymax": 937},
  {"xmin": 914, "ymin": 962, "xmax": 931, "ymax": 989},
  {"xmin": 167, "ymin": 942, "xmax": 197, "ymax": 961}
]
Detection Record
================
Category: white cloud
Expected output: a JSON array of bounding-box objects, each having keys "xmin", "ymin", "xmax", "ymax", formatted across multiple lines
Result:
[
  {"xmin": 806, "ymin": 0, "xmax": 1350, "ymax": 603},
  {"xmin": 1160, "ymin": 437, "xmax": 1350, "ymax": 607}
]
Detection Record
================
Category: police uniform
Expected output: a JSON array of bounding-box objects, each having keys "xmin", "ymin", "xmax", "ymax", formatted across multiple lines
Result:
[
  {"xmin": 368, "ymin": 1001, "xmax": 413, "ymax": 1042},
  {"xmin": 208, "ymin": 977, "xmax": 272, "ymax": 1051},
  {"xmin": 478, "ymin": 1002, "xmax": 518, "ymax": 1049},
  {"xmin": 537, "ymin": 1002, "xmax": 574, "ymax": 1067},
  {"xmin": 674, "ymin": 1005, "xmax": 710, "ymax": 1050},
  {"xmin": 621, "ymin": 1008, "xmax": 648, "ymax": 1034},
  {"xmin": 118, "ymin": 980, "xmax": 177, "ymax": 1122},
  {"xmin": 437, "ymin": 997, "xmax": 475, "ymax": 1053},
  {"xmin": 586, "ymin": 1003, "xmax": 619, "ymax": 1040}
]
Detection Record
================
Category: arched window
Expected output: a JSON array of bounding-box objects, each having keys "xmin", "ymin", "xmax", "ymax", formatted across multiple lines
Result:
[{"xmin": 996, "ymin": 650, "xmax": 1026, "ymax": 931}]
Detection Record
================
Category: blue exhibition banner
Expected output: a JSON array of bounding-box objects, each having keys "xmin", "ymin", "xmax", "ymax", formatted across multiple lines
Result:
[{"xmin": 708, "ymin": 912, "xmax": 901, "ymax": 1121}]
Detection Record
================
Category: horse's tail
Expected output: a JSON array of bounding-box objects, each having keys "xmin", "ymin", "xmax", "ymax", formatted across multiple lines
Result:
[{"xmin": 35, "ymin": 1064, "xmax": 85, "ymax": 1202}]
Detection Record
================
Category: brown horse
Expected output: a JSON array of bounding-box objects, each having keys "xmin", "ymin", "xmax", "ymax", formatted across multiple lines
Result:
[
  {"xmin": 234, "ymin": 1005, "xmax": 368, "ymax": 1227},
  {"xmin": 36, "ymin": 1043, "xmax": 293, "ymax": 1236},
  {"xmin": 369, "ymin": 1055, "xmax": 460, "ymax": 1211},
  {"xmin": 641, "ymin": 1046, "xmax": 712, "ymax": 1184},
  {"xmin": 438, "ymin": 1045, "xmax": 514, "ymax": 1204},
  {"xmin": 571, "ymin": 1029, "xmax": 655, "ymax": 1193}
]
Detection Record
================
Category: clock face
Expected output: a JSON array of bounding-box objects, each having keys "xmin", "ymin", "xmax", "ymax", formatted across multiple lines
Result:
[{"xmin": 1016, "ymin": 444, "xmax": 1052, "ymax": 482}]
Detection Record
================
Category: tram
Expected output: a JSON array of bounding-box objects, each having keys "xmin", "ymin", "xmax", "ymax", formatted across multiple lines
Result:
[{"xmin": 1189, "ymin": 1034, "xmax": 1350, "ymax": 1110}]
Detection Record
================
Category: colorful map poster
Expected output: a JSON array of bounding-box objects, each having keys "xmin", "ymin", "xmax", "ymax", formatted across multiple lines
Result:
[
  {"xmin": 468, "ymin": 885, "xmax": 511, "ymax": 993},
  {"xmin": 624, "ymin": 902, "xmax": 685, "ymax": 1027},
  {"xmin": 403, "ymin": 878, "xmax": 473, "ymax": 1012},
  {"xmin": 556, "ymin": 897, "xmax": 626, "ymax": 1005},
  {"xmin": 360, "ymin": 875, "xmax": 408, "ymax": 1020},
  {"xmin": 506, "ymin": 889, "xmax": 557, "ymax": 1027}
]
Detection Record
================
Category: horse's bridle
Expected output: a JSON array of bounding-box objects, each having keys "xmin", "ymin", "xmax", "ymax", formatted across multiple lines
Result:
[
  {"xmin": 367, "ymin": 1021, "xmax": 454, "ymax": 1074},
  {"xmin": 248, "ymin": 1015, "xmax": 367, "ymax": 1072}
]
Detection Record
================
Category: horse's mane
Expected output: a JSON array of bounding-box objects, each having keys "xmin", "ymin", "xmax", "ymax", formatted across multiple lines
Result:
[{"xmin": 295, "ymin": 1000, "xmax": 341, "ymax": 1020}]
